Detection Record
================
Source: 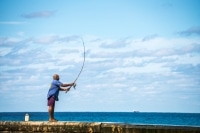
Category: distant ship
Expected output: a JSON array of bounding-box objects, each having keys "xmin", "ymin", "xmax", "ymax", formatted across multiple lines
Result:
[{"xmin": 133, "ymin": 111, "xmax": 140, "ymax": 113}]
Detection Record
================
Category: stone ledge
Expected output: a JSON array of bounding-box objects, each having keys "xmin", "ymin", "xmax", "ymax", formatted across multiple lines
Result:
[
  {"xmin": 0, "ymin": 121, "xmax": 200, "ymax": 133},
  {"xmin": 0, "ymin": 121, "xmax": 100, "ymax": 133}
]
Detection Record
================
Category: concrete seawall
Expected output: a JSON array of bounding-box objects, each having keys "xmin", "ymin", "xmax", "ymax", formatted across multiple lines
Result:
[{"xmin": 0, "ymin": 121, "xmax": 200, "ymax": 133}]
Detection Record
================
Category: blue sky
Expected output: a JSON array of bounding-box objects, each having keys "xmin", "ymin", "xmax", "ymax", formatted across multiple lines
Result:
[{"xmin": 0, "ymin": 0, "xmax": 200, "ymax": 113}]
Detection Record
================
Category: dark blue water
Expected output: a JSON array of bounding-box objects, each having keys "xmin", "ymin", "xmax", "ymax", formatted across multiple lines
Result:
[{"xmin": 0, "ymin": 112, "xmax": 200, "ymax": 126}]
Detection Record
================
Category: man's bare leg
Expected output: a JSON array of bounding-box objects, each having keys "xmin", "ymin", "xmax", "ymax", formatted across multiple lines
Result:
[{"xmin": 48, "ymin": 105, "xmax": 56, "ymax": 121}]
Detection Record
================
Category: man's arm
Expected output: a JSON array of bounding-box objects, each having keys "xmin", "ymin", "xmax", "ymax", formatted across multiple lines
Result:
[
  {"xmin": 59, "ymin": 82, "xmax": 74, "ymax": 92},
  {"xmin": 59, "ymin": 87, "xmax": 70, "ymax": 91},
  {"xmin": 61, "ymin": 82, "xmax": 74, "ymax": 87}
]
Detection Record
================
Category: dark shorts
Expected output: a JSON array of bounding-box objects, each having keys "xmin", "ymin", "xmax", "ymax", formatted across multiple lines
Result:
[{"xmin": 47, "ymin": 96, "xmax": 55, "ymax": 106}]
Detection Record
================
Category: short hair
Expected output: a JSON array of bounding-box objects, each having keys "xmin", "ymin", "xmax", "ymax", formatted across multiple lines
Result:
[{"xmin": 53, "ymin": 74, "xmax": 59, "ymax": 80}]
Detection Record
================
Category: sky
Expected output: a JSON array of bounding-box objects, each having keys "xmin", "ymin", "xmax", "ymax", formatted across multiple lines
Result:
[{"xmin": 0, "ymin": 0, "xmax": 200, "ymax": 113}]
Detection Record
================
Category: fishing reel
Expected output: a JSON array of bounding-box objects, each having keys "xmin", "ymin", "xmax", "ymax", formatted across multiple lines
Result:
[{"xmin": 73, "ymin": 83, "xmax": 76, "ymax": 89}]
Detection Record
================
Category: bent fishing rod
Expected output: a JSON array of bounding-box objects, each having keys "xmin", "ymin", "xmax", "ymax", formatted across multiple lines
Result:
[{"xmin": 66, "ymin": 38, "xmax": 85, "ymax": 93}]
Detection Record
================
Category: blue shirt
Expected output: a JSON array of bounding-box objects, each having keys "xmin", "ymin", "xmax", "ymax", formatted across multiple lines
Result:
[{"xmin": 47, "ymin": 80, "xmax": 63, "ymax": 101}]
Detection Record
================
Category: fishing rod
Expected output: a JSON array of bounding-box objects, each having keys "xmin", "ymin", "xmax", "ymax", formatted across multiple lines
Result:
[{"xmin": 66, "ymin": 38, "xmax": 85, "ymax": 92}]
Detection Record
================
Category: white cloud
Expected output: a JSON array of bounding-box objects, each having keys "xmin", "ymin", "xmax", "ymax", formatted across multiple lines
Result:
[
  {"xmin": 178, "ymin": 26, "xmax": 200, "ymax": 36},
  {"xmin": 22, "ymin": 10, "xmax": 56, "ymax": 19},
  {"xmin": 100, "ymin": 38, "xmax": 128, "ymax": 48},
  {"xmin": 33, "ymin": 35, "xmax": 59, "ymax": 44},
  {"xmin": 128, "ymin": 63, "xmax": 168, "ymax": 73},
  {"xmin": 0, "ymin": 47, "xmax": 12, "ymax": 56}
]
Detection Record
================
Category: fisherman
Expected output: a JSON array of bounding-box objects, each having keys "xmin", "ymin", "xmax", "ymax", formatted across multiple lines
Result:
[{"xmin": 47, "ymin": 74, "xmax": 74, "ymax": 122}]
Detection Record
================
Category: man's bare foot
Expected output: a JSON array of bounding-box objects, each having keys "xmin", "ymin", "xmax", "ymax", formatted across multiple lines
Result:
[{"xmin": 49, "ymin": 119, "xmax": 58, "ymax": 122}]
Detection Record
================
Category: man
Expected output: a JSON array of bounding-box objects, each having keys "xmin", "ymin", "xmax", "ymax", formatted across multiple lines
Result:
[{"xmin": 47, "ymin": 74, "xmax": 74, "ymax": 122}]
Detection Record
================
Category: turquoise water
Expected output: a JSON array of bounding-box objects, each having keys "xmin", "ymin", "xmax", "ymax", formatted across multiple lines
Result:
[{"xmin": 0, "ymin": 112, "xmax": 200, "ymax": 126}]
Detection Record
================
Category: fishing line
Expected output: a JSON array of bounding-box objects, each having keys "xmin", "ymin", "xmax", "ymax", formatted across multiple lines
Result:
[{"xmin": 66, "ymin": 38, "xmax": 85, "ymax": 92}]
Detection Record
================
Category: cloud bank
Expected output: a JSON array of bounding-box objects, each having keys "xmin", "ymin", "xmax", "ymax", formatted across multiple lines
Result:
[{"xmin": 0, "ymin": 34, "xmax": 200, "ymax": 112}]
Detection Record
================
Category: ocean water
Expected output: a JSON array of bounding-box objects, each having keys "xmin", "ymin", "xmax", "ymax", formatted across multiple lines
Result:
[{"xmin": 0, "ymin": 112, "xmax": 200, "ymax": 126}]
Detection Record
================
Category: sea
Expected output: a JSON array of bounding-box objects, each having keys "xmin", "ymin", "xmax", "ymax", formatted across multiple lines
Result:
[{"xmin": 0, "ymin": 112, "xmax": 200, "ymax": 127}]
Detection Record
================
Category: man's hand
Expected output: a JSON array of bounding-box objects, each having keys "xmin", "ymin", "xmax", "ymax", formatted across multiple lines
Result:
[
  {"xmin": 65, "ymin": 88, "xmax": 70, "ymax": 92},
  {"xmin": 70, "ymin": 82, "xmax": 75, "ymax": 86},
  {"xmin": 65, "ymin": 82, "xmax": 75, "ymax": 93},
  {"xmin": 65, "ymin": 88, "xmax": 70, "ymax": 93}
]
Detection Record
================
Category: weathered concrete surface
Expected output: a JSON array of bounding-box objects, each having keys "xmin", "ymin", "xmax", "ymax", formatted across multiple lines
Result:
[
  {"xmin": 0, "ymin": 121, "xmax": 100, "ymax": 133},
  {"xmin": 101, "ymin": 123, "xmax": 200, "ymax": 133},
  {"xmin": 0, "ymin": 121, "xmax": 200, "ymax": 133}
]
